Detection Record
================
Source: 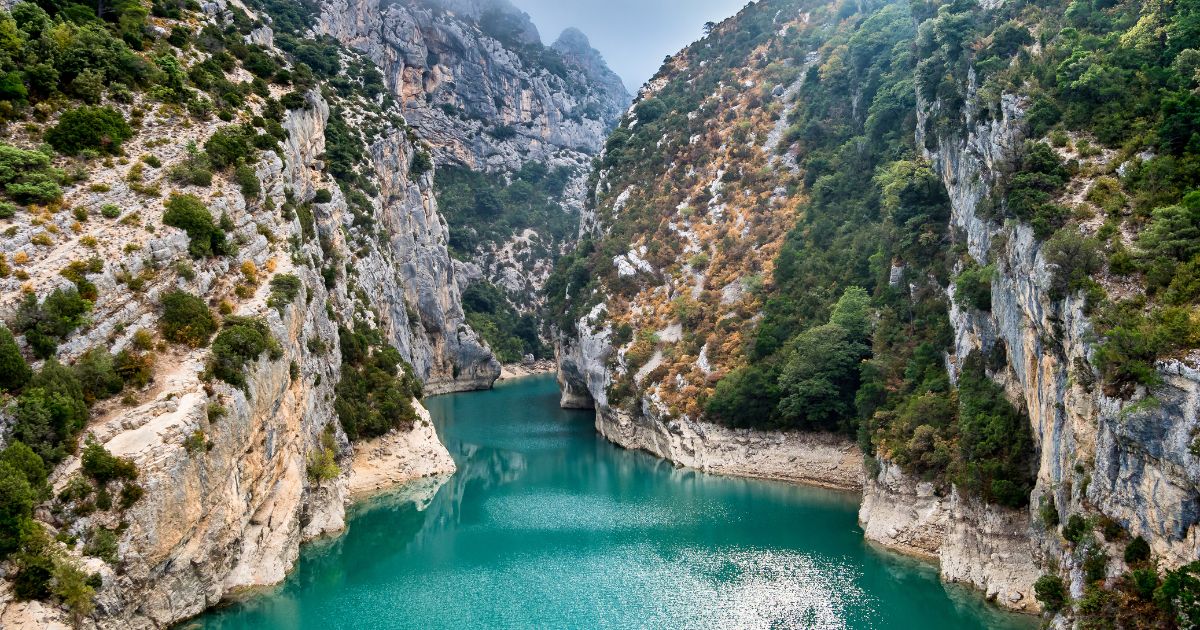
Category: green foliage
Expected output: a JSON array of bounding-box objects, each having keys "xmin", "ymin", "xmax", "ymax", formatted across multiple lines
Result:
[
  {"xmin": 160, "ymin": 290, "xmax": 217, "ymax": 347},
  {"xmin": 1044, "ymin": 228, "xmax": 1104, "ymax": 301},
  {"xmin": 705, "ymin": 364, "xmax": 782, "ymax": 429},
  {"xmin": 0, "ymin": 461, "xmax": 35, "ymax": 558},
  {"xmin": 1035, "ymin": 574, "xmax": 1068, "ymax": 613},
  {"xmin": 954, "ymin": 263, "xmax": 993, "ymax": 312},
  {"xmin": 1063, "ymin": 513, "xmax": 1089, "ymax": 544},
  {"xmin": 1156, "ymin": 562, "xmax": 1200, "ymax": 628},
  {"xmin": 1125, "ymin": 536, "xmax": 1151, "ymax": 565},
  {"xmin": 0, "ymin": 143, "xmax": 62, "ymax": 205},
  {"xmin": 0, "ymin": 325, "xmax": 30, "ymax": 391},
  {"xmin": 334, "ymin": 324, "xmax": 422, "ymax": 441},
  {"xmin": 45, "ymin": 106, "xmax": 132, "ymax": 155},
  {"xmin": 210, "ymin": 316, "xmax": 281, "ymax": 389},
  {"xmin": 72, "ymin": 347, "xmax": 124, "ymax": 403},
  {"xmin": 12, "ymin": 360, "xmax": 88, "ymax": 464},
  {"xmin": 953, "ymin": 351, "xmax": 1035, "ymax": 508},
  {"xmin": 204, "ymin": 125, "xmax": 256, "ymax": 170},
  {"xmin": 267, "ymin": 273, "xmax": 302, "ymax": 312},
  {"xmin": 1093, "ymin": 300, "xmax": 1200, "ymax": 395},
  {"xmin": 777, "ymin": 311, "xmax": 871, "ymax": 430},
  {"xmin": 461, "ymin": 281, "xmax": 547, "ymax": 362},
  {"xmin": 13, "ymin": 287, "xmax": 91, "ymax": 359},
  {"xmin": 83, "ymin": 527, "xmax": 117, "ymax": 563},
  {"xmin": 410, "ymin": 149, "xmax": 432, "ymax": 177},
  {"xmin": 435, "ymin": 162, "xmax": 577, "ymax": 259},
  {"xmin": 80, "ymin": 439, "xmax": 137, "ymax": 485},
  {"xmin": 306, "ymin": 427, "xmax": 339, "ymax": 482},
  {"xmin": 234, "ymin": 164, "xmax": 260, "ymax": 198},
  {"xmin": 163, "ymin": 193, "xmax": 231, "ymax": 258},
  {"xmin": 1039, "ymin": 496, "xmax": 1060, "ymax": 528}
]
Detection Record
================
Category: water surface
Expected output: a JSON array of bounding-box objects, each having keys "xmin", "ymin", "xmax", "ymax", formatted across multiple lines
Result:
[{"xmin": 189, "ymin": 374, "xmax": 1035, "ymax": 629}]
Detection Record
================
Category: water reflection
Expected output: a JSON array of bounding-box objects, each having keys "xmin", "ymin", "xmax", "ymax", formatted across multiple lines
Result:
[{"xmin": 189, "ymin": 375, "xmax": 1035, "ymax": 630}]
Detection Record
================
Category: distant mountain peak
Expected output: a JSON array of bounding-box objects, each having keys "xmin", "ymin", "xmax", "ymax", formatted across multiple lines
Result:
[{"xmin": 553, "ymin": 27, "xmax": 630, "ymax": 99}]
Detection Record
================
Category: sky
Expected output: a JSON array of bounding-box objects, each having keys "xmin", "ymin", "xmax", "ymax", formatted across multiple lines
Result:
[{"xmin": 513, "ymin": 0, "xmax": 754, "ymax": 93}]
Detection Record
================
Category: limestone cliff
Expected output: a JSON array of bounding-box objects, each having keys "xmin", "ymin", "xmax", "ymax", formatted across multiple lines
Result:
[
  {"xmin": 317, "ymin": 0, "xmax": 630, "ymax": 310},
  {"xmin": 553, "ymin": 0, "xmax": 1200, "ymax": 620},
  {"xmin": 0, "ymin": 0, "xmax": 503, "ymax": 623}
]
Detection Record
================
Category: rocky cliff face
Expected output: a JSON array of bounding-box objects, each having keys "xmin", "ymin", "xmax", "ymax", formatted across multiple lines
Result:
[
  {"xmin": 554, "ymin": 0, "xmax": 1200, "ymax": 619},
  {"xmin": 317, "ymin": 0, "xmax": 630, "ymax": 308},
  {"xmin": 858, "ymin": 62, "xmax": 1200, "ymax": 610},
  {"xmin": 0, "ymin": 0, "xmax": 502, "ymax": 622}
]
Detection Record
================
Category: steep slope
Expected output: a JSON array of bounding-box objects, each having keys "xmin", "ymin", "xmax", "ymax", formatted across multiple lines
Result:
[
  {"xmin": 0, "ymin": 0, "xmax": 618, "ymax": 623},
  {"xmin": 318, "ymin": 0, "xmax": 629, "ymax": 364},
  {"xmin": 554, "ymin": 0, "xmax": 1200, "ymax": 623}
]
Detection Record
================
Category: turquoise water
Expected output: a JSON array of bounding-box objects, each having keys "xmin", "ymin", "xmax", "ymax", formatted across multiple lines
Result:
[{"xmin": 187, "ymin": 375, "xmax": 1035, "ymax": 629}]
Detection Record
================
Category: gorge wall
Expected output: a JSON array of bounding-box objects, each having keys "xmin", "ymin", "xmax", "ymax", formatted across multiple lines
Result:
[
  {"xmin": 318, "ymin": 0, "xmax": 629, "ymax": 314},
  {"xmin": 554, "ymin": 0, "xmax": 1200, "ymax": 623},
  {"xmin": 0, "ymin": 0, "xmax": 616, "ymax": 625}
]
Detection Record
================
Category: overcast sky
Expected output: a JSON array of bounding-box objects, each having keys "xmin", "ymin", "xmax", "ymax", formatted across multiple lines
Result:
[{"xmin": 514, "ymin": 0, "xmax": 754, "ymax": 92}]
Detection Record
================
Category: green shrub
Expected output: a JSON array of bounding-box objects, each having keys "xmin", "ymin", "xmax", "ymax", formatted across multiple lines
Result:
[
  {"xmin": 1063, "ymin": 514, "xmax": 1089, "ymax": 544},
  {"xmin": 313, "ymin": 188, "xmax": 332, "ymax": 203},
  {"xmin": 1044, "ymin": 229, "xmax": 1104, "ymax": 301},
  {"xmin": 953, "ymin": 351, "xmax": 1036, "ymax": 508},
  {"xmin": 12, "ymin": 358, "xmax": 88, "ymax": 464},
  {"xmin": 1034, "ymin": 574, "xmax": 1068, "ymax": 612},
  {"xmin": 235, "ymin": 164, "xmax": 260, "ymax": 198},
  {"xmin": 955, "ymin": 263, "xmax": 993, "ymax": 311},
  {"xmin": 267, "ymin": 274, "xmax": 302, "ymax": 311},
  {"xmin": 410, "ymin": 149, "xmax": 432, "ymax": 177},
  {"xmin": 0, "ymin": 461, "xmax": 36, "ymax": 559},
  {"xmin": 334, "ymin": 324, "xmax": 422, "ymax": 441},
  {"xmin": 1125, "ymin": 536, "xmax": 1151, "ymax": 564},
  {"xmin": 1156, "ymin": 562, "xmax": 1200, "ymax": 627},
  {"xmin": 204, "ymin": 125, "xmax": 254, "ymax": 170},
  {"xmin": 72, "ymin": 348, "xmax": 124, "ymax": 403},
  {"xmin": 80, "ymin": 439, "xmax": 137, "ymax": 485},
  {"xmin": 13, "ymin": 287, "xmax": 91, "ymax": 359},
  {"xmin": 160, "ymin": 290, "xmax": 217, "ymax": 347},
  {"xmin": 0, "ymin": 326, "xmax": 30, "ymax": 391},
  {"xmin": 45, "ymin": 107, "xmax": 133, "ymax": 155},
  {"xmin": 101, "ymin": 204, "xmax": 121, "ymax": 219},
  {"xmin": 163, "ymin": 194, "xmax": 230, "ymax": 258},
  {"xmin": 1039, "ymin": 496, "xmax": 1060, "ymax": 528},
  {"xmin": 1130, "ymin": 567, "xmax": 1159, "ymax": 600},
  {"xmin": 0, "ymin": 143, "xmax": 62, "ymax": 204},
  {"xmin": 210, "ymin": 316, "xmax": 281, "ymax": 389},
  {"xmin": 83, "ymin": 528, "xmax": 118, "ymax": 563}
]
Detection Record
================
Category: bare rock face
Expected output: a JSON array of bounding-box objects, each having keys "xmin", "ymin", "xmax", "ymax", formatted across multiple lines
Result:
[
  {"xmin": 317, "ymin": 0, "xmax": 630, "ymax": 305},
  {"xmin": 317, "ymin": 0, "xmax": 629, "ymax": 173}
]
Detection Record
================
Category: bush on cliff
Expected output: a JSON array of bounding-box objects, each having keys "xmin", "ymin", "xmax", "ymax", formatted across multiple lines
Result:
[
  {"xmin": 334, "ymin": 324, "xmax": 422, "ymax": 441},
  {"xmin": 209, "ymin": 316, "xmax": 281, "ymax": 390},
  {"xmin": 160, "ymin": 290, "xmax": 217, "ymax": 347}
]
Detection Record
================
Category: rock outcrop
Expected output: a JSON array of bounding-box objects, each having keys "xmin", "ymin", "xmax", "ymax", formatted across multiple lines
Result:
[
  {"xmin": 0, "ymin": 0, "xmax": 503, "ymax": 622},
  {"xmin": 317, "ymin": 0, "xmax": 630, "ymax": 307}
]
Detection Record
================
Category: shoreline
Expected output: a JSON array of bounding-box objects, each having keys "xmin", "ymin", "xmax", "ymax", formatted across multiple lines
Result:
[{"xmin": 497, "ymin": 359, "xmax": 557, "ymax": 381}]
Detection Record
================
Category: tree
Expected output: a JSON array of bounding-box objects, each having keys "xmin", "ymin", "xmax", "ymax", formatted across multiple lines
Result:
[
  {"xmin": 72, "ymin": 348, "xmax": 124, "ymax": 403},
  {"xmin": 0, "ymin": 325, "xmax": 30, "ymax": 391},
  {"xmin": 1035, "ymin": 574, "xmax": 1068, "ymax": 613},
  {"xmin": 706, "ymin": 364, "xmax": 781, "ymax": 428},
  {"xmin": 163, "ymin": 194, "xmax": 229, "ymax": 258},
  {"xmin": 777, "ymin": 322, "xmax": 867, "ymax": 431},
  {"xmin": 160, "ymin": 290, "xmax": 217, "ymax": 346},
  {"xmin": 45, "ymin": 106, "xmax": 132, "ymax": 155},
  {"xmin": 80, "ymin": 439, "xmax": 137, "ymax": 485},
  {"xmin": 0, "ymin": 461, "xmax": 34, "ymax": 558}
]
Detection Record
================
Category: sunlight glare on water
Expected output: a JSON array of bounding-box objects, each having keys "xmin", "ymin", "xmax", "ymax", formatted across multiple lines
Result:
[{"xmin": 186, "ymin": 374, "xmax": 1035, "ymax": 630}]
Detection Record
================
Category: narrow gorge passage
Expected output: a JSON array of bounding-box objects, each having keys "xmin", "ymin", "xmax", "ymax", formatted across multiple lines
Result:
[{"xmin": 187, "ymin": 375, "xmax": 1034, "ymax": 630}]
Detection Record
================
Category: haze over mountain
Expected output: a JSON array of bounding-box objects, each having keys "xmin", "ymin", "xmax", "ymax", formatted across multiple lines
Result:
[{"xmin": 513, "ymin": 0, "xmax": 753, "ymax": 90}]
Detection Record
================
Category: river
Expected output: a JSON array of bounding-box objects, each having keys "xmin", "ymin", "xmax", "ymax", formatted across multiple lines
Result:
[{"xmin": 186, "ymin": 374, "xmax": 1035, "ymax": 629}]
